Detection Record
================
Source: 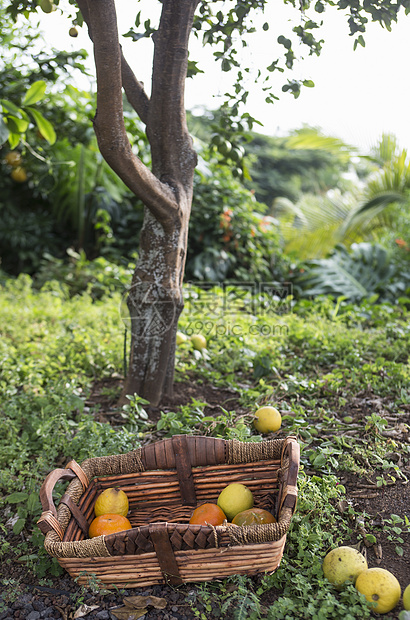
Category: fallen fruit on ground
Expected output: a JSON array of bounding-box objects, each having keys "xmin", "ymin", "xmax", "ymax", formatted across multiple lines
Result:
[
  {"xmin": 176, "ymin": 331, "xmax": 188, "ymax": 345},
  {"xmin": 5, "ymin": 151, "xmax": 22, "ymax": 167},
  {"xmin": 94, "ymin": 487, "xmax": 129, "ymax": 517},
  {"xmin": 189, "ymin": 503, "xmax": 226, "ymax": 526},
  {"xmin": 322, "ymin": 546, "xmax": 368, "ymax": 589},
  {"xmin": 355, "ymin": 567, "xmax": 401, "ymax": 614},
  {"xmin": 253, "ymin": 406, "xmax": 281, "ymax": 433},
  {"xmin": 88, "ymin": 513, "xmax": 132, "ymax": 538},
  {"xmin": 232, "ymin": 507, "xmax": 276, "ymax": 526},
  {"xmin": 11, "ymin": 167, "xmax": 27, "ymax": 183},
  {"xmin": 190, "ymin": 334, "xmax": 207, "ymax": 350},
  {"xmin": 403, "ymin": 584, "xmax": 410, "ymax": 610},
  {"xmin": 217, "ymin": 483, "xmax": 254, "ymax": 521}
]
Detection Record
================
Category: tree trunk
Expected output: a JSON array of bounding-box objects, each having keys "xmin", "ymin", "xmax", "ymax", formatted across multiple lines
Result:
[
  {"xmin": 77, "ymin": 0, "xmax": 198, "ymax": 406},
  {"xmin": 119, "ymin": 205, "xmax": 190, "ymax": 406}
]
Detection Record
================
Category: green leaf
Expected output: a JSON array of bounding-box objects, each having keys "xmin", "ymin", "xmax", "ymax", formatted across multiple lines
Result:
[
  {"xmin": 23, "ymin": 80, "xmax": 47, "ymax": 105},
  {"xmin": 5, "ymin": 115, "xmax": 29, "ymax": 133},
  {"xmin": 8, "ymin": 132, "xmax": 20, "ymax": 149},
  {"xmin": 7, "ymin": 491, "xmax": 29, "ymax": 504},
  {"xmin": 27, "ymin": 491, "xmax": 40, "ymax": 513},
  {"xmin": 0, "ymin": 98, "xmax": 23, "ymax": 117},
  {"xmin": 13, "ymin": 518, "xmax": 26, "ymax": 535},
  {"xmin": 27, "ymin": 108, "xmax": 56, "ymax": 144},
  {"xmin": 0, "ymin": 116, "xmax": 9, "ymax": 145}
]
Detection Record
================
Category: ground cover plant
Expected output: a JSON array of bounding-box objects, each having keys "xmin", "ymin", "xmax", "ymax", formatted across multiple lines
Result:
[{"xmin": 0, "ymin": 274, "xmax": 409, "ymax": 619}]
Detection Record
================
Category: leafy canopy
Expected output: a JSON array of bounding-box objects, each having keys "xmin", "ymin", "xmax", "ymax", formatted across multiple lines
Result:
[{"xmin": 4, "ymin": 0, "xmax": 410, "ymax": 140}]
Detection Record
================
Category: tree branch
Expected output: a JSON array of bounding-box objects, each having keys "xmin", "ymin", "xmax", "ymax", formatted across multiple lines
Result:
[
  {"xmin": 120, "ymin": 50, "xmax": 150, "ymax": 125},
  {"xmin": 148, "ymin": 0, "xmax": 199, "ymax": 186},
  {"xmin": 76, "ymin": 0, "xmax": 177, "ymax": 227},
  {"xmin": 77, "ymin": 0, "xmax": 150, "ymax": 124}
]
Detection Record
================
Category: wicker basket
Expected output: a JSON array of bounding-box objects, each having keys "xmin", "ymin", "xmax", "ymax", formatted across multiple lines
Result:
[{"xmin": 37, "ymin": 435, "xmax": 299, "ymax": 588}]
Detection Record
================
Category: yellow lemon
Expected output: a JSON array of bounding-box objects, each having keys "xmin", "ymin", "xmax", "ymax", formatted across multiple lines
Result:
[
  {"xmin": 253, "ymin": 406, "xmax": 281, "ymax": 433},
  {"xmin": 217, "ymin": 483, "xmax": 253, "ymax": 521},
  {"xmin": 355, "ymin": 567, "xmax": 401, "ymax": 614},
  {"xmin": 403, "ymin": 584, "xmax": 410, "ymax": 610},
  {"xmin": 94, "ymin": 487, "xmax": 129, "ymax": 517},
  {"xmin": 190, "ymin": 334, "xmax": 207, "ymax": 350},
  {"xmin": 322, "ymin": 546, "xmax": 368, "ymax": 589}
]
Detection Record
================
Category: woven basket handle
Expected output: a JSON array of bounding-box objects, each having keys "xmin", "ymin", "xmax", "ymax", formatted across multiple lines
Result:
[
  {"xmin": 278, "ymin": 437, "xmax": 300, "ymax": 517},
  {"xmin": 37, "ymin": 460, "xmax": 89, "ymax": 538}
]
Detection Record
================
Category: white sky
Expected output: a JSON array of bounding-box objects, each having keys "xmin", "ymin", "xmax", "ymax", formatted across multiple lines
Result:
[{"xmin": 36, "ymin": 0, "xmax": 410, "ymax": 155}]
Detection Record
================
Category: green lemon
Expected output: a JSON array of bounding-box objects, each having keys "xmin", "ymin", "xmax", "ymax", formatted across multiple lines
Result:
[
  {"xmin": 217, "ymin": 483, "xmax": 254, "ymax": 521},
  {"xmin": 176, "ymin": 331, "xmax": 188, "ymax": 345},
  {"xmin": 190, "ymin": 334, "xmax": 207, "ymax": 350}
]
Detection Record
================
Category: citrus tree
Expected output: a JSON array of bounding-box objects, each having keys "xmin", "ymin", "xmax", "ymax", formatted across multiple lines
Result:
[{"xmin": 3, "ymin": 0, "xmax": 409, "ymax": 406}]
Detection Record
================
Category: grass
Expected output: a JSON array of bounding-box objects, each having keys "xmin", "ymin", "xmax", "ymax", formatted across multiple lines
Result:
[{"xmin": 0, "ymin": 273, "xmax": 409, "ymax": 617}]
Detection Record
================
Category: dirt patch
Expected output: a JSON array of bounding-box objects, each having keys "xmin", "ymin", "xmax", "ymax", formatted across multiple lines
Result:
[{"xmin": 85, "ymin": 375, "xmax": 246, "ymax": 424}]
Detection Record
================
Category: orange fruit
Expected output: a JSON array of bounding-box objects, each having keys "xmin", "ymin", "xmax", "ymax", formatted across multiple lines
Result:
[
  {"xmin": 88, "ymin": 513, "xmax": 132, "ymax": 538},
  {"xmin": 232, "ymin": 507, "xmax": 276, "ymax": 526},
  {"xmin": 189, "ymin": 503, "xmax": 227, "ymax": 526},
  {"xmin": 94, "ymin": 487, "xmax": 129, "ymax": 517}
]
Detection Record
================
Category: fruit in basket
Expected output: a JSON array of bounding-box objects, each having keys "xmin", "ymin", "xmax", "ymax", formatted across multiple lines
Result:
[
  {"xmin": 253, "ymin": 406, "xmax": 281, "ymax": 433},
  {"xmin": 232, "ymin": 507, "xmax": 276, "ymax": 526},
  {"xmin": 322, "ymin": 546, "xmax": 368, "ymax": 589},
  {"xmin": 403, "ymin": 584, "xmax": 410, "ymax": 610},
  {"xmin": 355, "ymin": 568, "xmax": 401, "ymax": 614},
  {"xmin": 94, "ymin": 487, "xmax": 129, "ymax": 517},
  {"xmin": 189, "ymin": 503, "xmax": 227, "ymax": 526},
  {"xmin": 89, "ymin": 513, "xmax": 132, "ymax": 538},
  {"xmin": 217, "ymin": 483, "xmax": 254, "ymax": 521}
]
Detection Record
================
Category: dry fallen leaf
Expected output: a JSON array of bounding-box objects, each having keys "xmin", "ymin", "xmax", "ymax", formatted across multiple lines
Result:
[
  {"xmin": 55, "ymin": 606, "xmax": 68, "ymax": 620},
  {"xmin": 110, "ymin": 608, "xmax": 147, "ymax": 620},
  {"xmin": 73, "ymin": 604, "xmax": 100, "ymax": 619},
  {"xmin": 124, "ymin": 596, "xmax": 167, "ymax": 610}
]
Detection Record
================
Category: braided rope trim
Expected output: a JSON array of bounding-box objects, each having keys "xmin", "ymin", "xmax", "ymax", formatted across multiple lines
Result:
[
  {"xmin": 45, "ymin": 531, "xmax": 111, "ymax": 558},
  {"xmin": 226, "ymin": 439, "xmax": 283, "ymax": 464},
  {"xmin": 219, "ymin": 508, "xmax": 293, "ymax": 546}
]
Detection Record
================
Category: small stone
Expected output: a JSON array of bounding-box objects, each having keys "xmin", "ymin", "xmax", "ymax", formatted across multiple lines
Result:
[
  {"xmin": 40, "ymin": 609, "xmax": 54, "ymax": 619},
  {"xmin": 32, "ymin": 601, "xmax": 46, "ymax": 612},
  {"xmin": 13, "ymin": 595, "xmax": 32, "ymax": 610},
  {"xmin": 95, "ymin": 611, "xmax": 110, "ymax": 620},
  {"xmin": 26, "ymin": 612, "xmax": 41, "ymax": 620}
]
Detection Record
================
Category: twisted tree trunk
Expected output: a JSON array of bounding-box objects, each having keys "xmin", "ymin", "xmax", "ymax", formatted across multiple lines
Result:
[{"xmin": 78, "ymin": 0, "xmax": 199, "ymax": 405}]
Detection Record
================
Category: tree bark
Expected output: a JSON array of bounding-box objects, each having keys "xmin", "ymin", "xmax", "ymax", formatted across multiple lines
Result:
[{"xmin": 79, "ymin": 0, "xmax": 199, "ymax": 405}]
